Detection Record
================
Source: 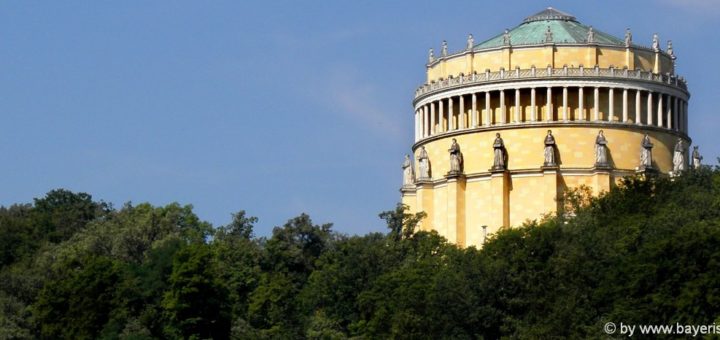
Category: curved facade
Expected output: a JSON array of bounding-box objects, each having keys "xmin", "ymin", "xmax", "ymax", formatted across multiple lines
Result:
[{"xmin": 400, "ymin": 8, "xmax": 691, "ymax": 247}]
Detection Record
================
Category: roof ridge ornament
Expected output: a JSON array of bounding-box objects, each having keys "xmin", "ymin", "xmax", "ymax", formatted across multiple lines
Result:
[{"xmin": 545, "ymin": 26, "xmax": 553, "ymax": 43}]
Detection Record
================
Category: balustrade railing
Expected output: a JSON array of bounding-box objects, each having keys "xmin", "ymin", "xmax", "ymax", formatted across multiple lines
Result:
[{"xmin": 415, "ymin": 67, "xmax": 687, "ymax": 98}]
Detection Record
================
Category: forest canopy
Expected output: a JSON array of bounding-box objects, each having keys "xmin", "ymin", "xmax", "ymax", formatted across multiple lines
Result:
[{"xmin": 2, "ymin": 166, "xmax": 720, "ymax": 339}]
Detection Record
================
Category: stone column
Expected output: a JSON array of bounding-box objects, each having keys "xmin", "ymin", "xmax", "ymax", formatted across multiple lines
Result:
[
  {"xmin": 673, "ymin": 97, "xmax": 679, "ymax": 131},
  {"xmin": 608, "ymin": 88, "xmax": 615, "ymax": 122},
  {"xmin": 593, "ymin": 87, "xmax": 599, "ymax": 121},
  {"xmin": 459, "ymin": 95, "xmax": 465, "ymax": 129},
  {"xmin": 438, "ymin": 99, "xmax": 444, "ymax": 132},
  {"xmin": 485, "ymin": 91, "xmax": 491, "ymax": 126},
  {"xmin": 578, "ymin": 87, "xmax": 584, "ymax": 121},
  {"xmin": 647, "ymin": 92, "xmax": 653, "ymax": 126},
  {"xmin": 657, "ymin": 94, "xmax": 664, "ymax": 128},
  {"xmin": 423, "ymin": 105, "xmax": 429, "ymax": 137},
  {"xmin": 531, "ymin": 87, "xmax": 537, "ymax": 122},
  {"xmin": 546, "ymin": 87, "xmax": 553, "ymax": 122},
  {"xmin": 430, "ymin": 101, "xmax": 436, "ymax": 135},
  {"xmin": 515, "ymin": 89, "xmax": 521, "ymax": 123},
  {"xmin": 635, "ymin": 90, "xmax": 642, "ymax": 125},
  {"xmin": 500, "ymin": 90, "xmax": 506, "ymax": 124},
  {"xmin": 562, "ymin": 87, "xmax": 568, "ymax": 121},
  {"xmin": 666, "ymin": 95, "xmax": 672, "ymax": 130},
  {"xmin": 622, "ymin": 88, "xmax": 628, "ymax": 123},
  {"xmin": 414, "ymin": 109, "xmax": 419, "ymax": 141},
  {"xmin": 449, "ymin": 97, "xmax": 454, "ymax": 130},
  {"xmin": 471, "ymin": 93, "xmax": 477, "ymax": 127}
]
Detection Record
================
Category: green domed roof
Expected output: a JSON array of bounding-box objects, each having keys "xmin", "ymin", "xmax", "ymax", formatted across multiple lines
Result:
[{"xmin": 474, "ymin": 7, "xmax": 624, "ymax": 49}]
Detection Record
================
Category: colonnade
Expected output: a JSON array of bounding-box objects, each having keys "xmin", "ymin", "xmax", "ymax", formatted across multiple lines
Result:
[{"xmin": 414, "ymin": 86, "xmax": 688, "ymax": 142}]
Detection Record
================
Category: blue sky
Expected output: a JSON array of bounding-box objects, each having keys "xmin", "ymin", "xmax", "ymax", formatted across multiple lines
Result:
[{"xmin": 0, "ymin": 1, "xmax": 717, "ymax": 236}]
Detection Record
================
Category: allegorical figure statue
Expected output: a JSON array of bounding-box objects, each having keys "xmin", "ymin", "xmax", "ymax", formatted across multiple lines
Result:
[
  {"xmin": 428, "ymin": 48, "xmax": 435, "ymax": 63},
  {"xmin": 466, "ymin": 33, "xmax": 474, "ymax": 50},
  {"xmin": 639, "ymin": 133, "xmax": 653, "ymax": 169},
  {"xmin": 692, "ymin": 146, "xmax": 703, "ymax": 169},
  {"xmin": 448, "ymin": 138, "xmax": 463, "ymax": 175},
  {"xmin": 417, "ymin": 146, "xmax": 430, "ymax": 179},
  {"xmin": 587, "ymin": 26, "xmax": 595, "ymax": 43},
  {"xmin": 502, "ymin": 29, "xmax": 511, "ymax": 45},
  {"xmin": 402, "ymin": 154, "xmax": 414, "ymax": 186},
  {"xmin": 595, "ymin": 130, "xmax": 609, "ymax": 167},
  {"xmin": 624, "ymin": 28, "xmax": 632, "ymax": 47},
  {"xmin": 673, "ymin": 138, "xmax": 685, "ymax": 173},
  {"xmin": 652, "ymin": 33, "xmax": 660, "ymax": 51},
  {"xmin": 441, "ymin": 40, "xmax": 448, "ymax": 57},
  {"xmin": 543, "ymin": 130, "xmax": 557, "ymax": 167},
  {"xmin": 492, "ymin": 133, "xmax": 506, "ymax": 170}
]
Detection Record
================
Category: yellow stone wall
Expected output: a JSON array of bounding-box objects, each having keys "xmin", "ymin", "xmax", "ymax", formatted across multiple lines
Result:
[
  {"xmin": 405, "ymin": 126, "xmax": 686, "ymax": 248},
  {"xmin": 426, "ymin": 46, "xmax": 673, "ymax": 83}
]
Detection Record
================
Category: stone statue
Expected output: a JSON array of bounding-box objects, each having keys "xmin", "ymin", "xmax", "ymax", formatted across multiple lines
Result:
[
  {"xmin": 624, "ymin": 28, "xmax": 632, "ymax": 47},
  {"xmin": 503, "ymin": 29, "xmax": 511, "ymax": 45},
  {"xmin": 467, "ymin": 34, "xmax": 474, "ymax": 50},
  {"xmin": 545, "ymin": 26, "xmax": 553, "ymax": 43},
  {"xmin": 402, "ymin": 154, "xmax": 415, "ymax": 186},
  {"xmin": 639, "ymin": 133, "xmax": 653, "ymax": 169},
  {"xmin": 673, "ymin": 138, "xmax": 685, "ymax": 173},
  {"xmin": 417, "ymin": 146, "xmax": 430, "ymax": 179},
  {"xmin": 543, "ymin": 130, "xmax": 557, "ymax": 167},
  {"xmin": 692, "ymin": 146, "xmax": 703, "ymax": 169},
  {"xmin": 652, "ymin": 33, "xmax": 660, "ymax": 51},
  {"xmin": 595, "ymin": 130, "xmax": 609, "ymax": 167},
  {"xmin": 667, "ymin": 40, "xmax": 674, "ymax": 57},
  {"xmin": 428, "ymin": 48, "xmax": 435, "ymax": 63},
  {"xmin": 492, "ymin": 133, "xmax": 506, "ymax": 170},
  {"xmin": 448, "ymin": 138, "xmax": 463, "ymax": 174},
  {"xmin": 441, "ymin": 40, "xmax": 448, "ymax": 57},
  {"xmin": 587, "ymin": 26, "xmax": 595, "ymax": 43}
]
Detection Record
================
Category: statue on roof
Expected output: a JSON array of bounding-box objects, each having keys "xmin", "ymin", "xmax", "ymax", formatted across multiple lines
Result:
[
  {"xmin": 587, "ymin": 26, "xmax": 595, "ymax": 43},
  {"xmin": 402, "ymin": 154, "xmax": 415, "ymax": 186},
  {"xmin": 545, "ymin": 26, "xmax": 553, "ymax": 43},
  {"xmin": 503, "ymin": 29, "xmax": 511, "ymax": 46},
  {"xmin": 639, "ymin": 133, "xmax": 653, "ymax": 170},
  {"xmin": 692, "ymin": 146, "xmax": 703, "ymax": 169},
  {"xmin": 428, "ymin": 48, "xmax": 435, "ymax": 63},
  {"xmin": 417, "ymin": 146, "xmax": 430, "ymax": 179},
  {"xmin": 667, "ymin": 40, "xmax": 674, "ymax": 57},
  {"xmin": 624, "ymin": 28, "xmax": 632, "ymax": 47},
  {"xmin": 652, "ymin": 33, "xmax": 660, "ymax": 51},
  {"xmin": 441, "ymin": 40, "xmax": 448, "ymax": 57},
  {"xmin": 595, "ymin": 130, "xmax": 609, "ymax": 167},
  {"xmin": 467, "ymin": 34, "xmax": 474, "ymax": 50}
]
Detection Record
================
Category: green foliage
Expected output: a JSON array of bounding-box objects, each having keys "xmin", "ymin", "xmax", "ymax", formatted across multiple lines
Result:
[{"xmin": 3, "ymin": 168, "xmax": 720, "ymax": 338}]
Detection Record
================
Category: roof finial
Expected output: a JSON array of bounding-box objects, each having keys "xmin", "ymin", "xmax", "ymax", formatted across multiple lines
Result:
[{"xmin": 545, "ymin": 26, "xmax": 553, "ymax": 43}]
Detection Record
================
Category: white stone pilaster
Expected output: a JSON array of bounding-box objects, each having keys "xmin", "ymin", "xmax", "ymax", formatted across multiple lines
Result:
[
  {"xmin": 459, "ymin": 95, "xmax": 465, "ymax": 129},
  {"xmin": 562, "ymin": 87, "xmax": 568, "ymax": 121},
  {"xmin": 531, "ymin": 88, "xmax": 537, "ymax": 122},
  {"xmin": 608, "ymin": 88, "xmax": 614, "ymax": 122},
  {"xmin": 593, "ymin": 87, "xmax": 599, "ymax": 121},
  {"xmin": 485, "ymin": 91, "xmax": 491, "ymax": 126},
  {"xmin": 500, "ymin": 90, "xmax": 506, "ymax": 124},
  {"xmin": 666, "ymin": 95, "xmax": 672, "ymax": 129},
  {"xmin": 546, "ymin": 87, "xmax": 552, "ymax": 122},
  {"xmin": 622, "ymin": 88, "xmax": 628, "ymax": 123},
  {"xmin": 647, "ymin": 92, "xmax": 653, "ymax": 126},
  {"xmin": 657, "ymin": 93, "xmax": 663, "ymax": 128},
  {"xmin": 515, "ymin": 89, "xmax": 521, "ymax": 123},
  {"xmin": 578, "ymin": 87, "xmax": 584, "ymax": 120},
  {"xmin": 471, "ymin": 93, "xmax": 477, "ymax": 127},
  {"xmin": 635, "ymin": 90, "xmax": 641, "ymax": 125}
]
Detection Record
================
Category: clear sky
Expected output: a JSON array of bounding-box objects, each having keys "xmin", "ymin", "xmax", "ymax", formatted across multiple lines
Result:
[{"xmin": 0, "ymin": 1, "xmax": 717, "ymax": 236}]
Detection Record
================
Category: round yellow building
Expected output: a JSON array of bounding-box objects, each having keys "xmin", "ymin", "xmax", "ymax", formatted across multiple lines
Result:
[{"xmin": 400, "ymin": 8, "xmax": 691, "ymax": 247}]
